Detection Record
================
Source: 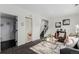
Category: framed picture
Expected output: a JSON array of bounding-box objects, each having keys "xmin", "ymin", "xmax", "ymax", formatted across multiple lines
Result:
[
  {"xmin": 63, "ymin": 19, "xmax": 70, "ymax": 25},
  {"xmin": 55, "ymin": 22, "xmax": 61, "ymax": 28}
]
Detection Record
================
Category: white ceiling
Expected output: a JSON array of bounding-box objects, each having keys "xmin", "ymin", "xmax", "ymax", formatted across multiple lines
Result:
[{"xmin": 14, "ymin": 4, "xmax": 79, "ymax": 17}]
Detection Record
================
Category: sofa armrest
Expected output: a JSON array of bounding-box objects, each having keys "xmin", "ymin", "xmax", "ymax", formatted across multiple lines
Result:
[{"xmin": 60, "ymin": 47, "xmax": 79, "ymax": 54}]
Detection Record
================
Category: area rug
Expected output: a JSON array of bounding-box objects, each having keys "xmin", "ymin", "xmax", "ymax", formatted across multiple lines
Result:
[{"xmin": 30, "ymin": 41, "xmax": 65, "ymax": 54}]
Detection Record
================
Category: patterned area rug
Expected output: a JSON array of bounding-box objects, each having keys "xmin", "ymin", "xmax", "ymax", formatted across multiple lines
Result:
[{"xmin": 30, "ymin": 41, "xmax": 66, "ymax": 54}]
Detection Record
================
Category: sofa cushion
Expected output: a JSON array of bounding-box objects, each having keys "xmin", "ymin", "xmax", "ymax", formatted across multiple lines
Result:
[{"xmin": 66, "ymin": 37, "xmax": 79, "ymax": 47}]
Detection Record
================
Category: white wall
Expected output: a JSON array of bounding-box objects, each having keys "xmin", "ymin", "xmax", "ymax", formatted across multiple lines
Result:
[
  {"xmin": 0, "ymin": 5, "xmax": 48, "ymax": 46},
  {"xmin": 46, "ymin": 14, "xmax": 79, "ymax": 36}
]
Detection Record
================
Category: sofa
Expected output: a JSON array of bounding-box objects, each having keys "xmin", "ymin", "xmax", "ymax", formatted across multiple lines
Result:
[
  {"xmin": 60, "ymin": 39, "xmax": 79, "ymax": 54},
  {"xmin": 60, "ymin": 47, "xmax": 79, "ymax": 54}
]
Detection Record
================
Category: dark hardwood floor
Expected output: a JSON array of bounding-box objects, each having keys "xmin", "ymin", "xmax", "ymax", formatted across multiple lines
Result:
[{"xmin": 0, "ymin": 40, "xmax": 42, "ymax": 54}]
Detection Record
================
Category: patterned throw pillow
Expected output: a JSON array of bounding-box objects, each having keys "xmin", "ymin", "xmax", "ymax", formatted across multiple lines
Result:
[
  {"xmin": 65, "ymin": 37, "xmax": 74, "ymax": 47},
  {"xmin": 66, "ymin": 37, "xmax": 79, "ymax": 47}
]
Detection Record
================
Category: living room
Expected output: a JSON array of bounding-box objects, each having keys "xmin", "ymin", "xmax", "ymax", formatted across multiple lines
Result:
[
  {"xmin": 0, "ymin": 4, "xmax": 79, "ymax": 54},
  {"xmin": 1, "ymin": 0, "xmax": 79, "ymax": 59}
]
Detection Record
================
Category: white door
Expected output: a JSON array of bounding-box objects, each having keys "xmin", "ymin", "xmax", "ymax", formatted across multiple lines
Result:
[{"xmin": 25, "ymin": 17, "xmax": 32, "ymax": 43}]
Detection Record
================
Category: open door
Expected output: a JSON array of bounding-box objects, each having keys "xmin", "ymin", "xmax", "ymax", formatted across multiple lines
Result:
[
  {"xmin": 0, "ymin": 13, "xmax": 18, "ymax": 51},
  {"xmin": 25, "ymin": 17, "xmax": 32, "ymax": 43},
  {"xmin": 40, "ymin": 19, "xmax": 48, "ymax": 39}
]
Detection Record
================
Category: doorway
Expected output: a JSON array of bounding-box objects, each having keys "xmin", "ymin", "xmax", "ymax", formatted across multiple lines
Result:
[
  {"xmin": 0, "ymin": 13, "xmax": 18, "ymax": 51},
  {"xmin": 40, "ymin": 19, "xmax": 48, "ymax": 39},
  {"xmin": 25, "ymin": 17, "xmax": 32, "ymax": 43}
]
